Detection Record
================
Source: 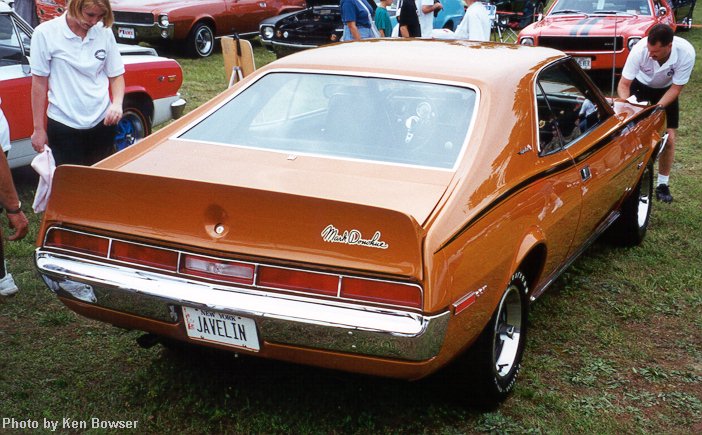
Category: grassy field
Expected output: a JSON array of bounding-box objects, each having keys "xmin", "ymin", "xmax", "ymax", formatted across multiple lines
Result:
[{"xmin": 1, "ymin": 22, "xmax": 701, "ymax": 434}]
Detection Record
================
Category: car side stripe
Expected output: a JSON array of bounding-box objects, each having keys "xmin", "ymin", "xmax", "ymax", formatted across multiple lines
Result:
[{"xmin": 435, "ymin": 105, "xmax": 661, "ymax": 254}]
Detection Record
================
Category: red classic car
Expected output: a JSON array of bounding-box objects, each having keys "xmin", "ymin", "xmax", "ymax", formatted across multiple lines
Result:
[
  {"xmin": 109, "ymin": 0, "xmax": 306, "ymax": 57},
  {"xmin": 0, "ymin": 3, "xmax": 185, "ymax": 169},
  {"xmin": 517, "ymin": 0, "xmax": 693, "ymax": 71},
  {"xmin": 35, "ymin": 39, "xmax": 666, "ymax": 404},
  {"xmin": 35, "ymin": 0, "xmax": 64, "ymax": 23}
]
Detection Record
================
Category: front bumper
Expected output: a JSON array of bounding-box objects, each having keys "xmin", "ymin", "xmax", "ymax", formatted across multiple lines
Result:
[
  {"xmin": 113, "ymin": 22, "xmax": 175, "ymax": 43},
  {"xmin": 36, "ymin": 250, "xmax": 449, "ymax": 362}
]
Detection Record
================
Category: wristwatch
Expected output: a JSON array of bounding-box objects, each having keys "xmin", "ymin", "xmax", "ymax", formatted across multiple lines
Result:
[{"xmin": 6, "ymin": 201, "xmax": 22, "ymax": 214}]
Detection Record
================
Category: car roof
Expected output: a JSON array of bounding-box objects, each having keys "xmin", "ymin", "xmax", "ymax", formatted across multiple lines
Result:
[{"xmin": 268, "ymin": 39, "xmax": 567, "ymax": 86}]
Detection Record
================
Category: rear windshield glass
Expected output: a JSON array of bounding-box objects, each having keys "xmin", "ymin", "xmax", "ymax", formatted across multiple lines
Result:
[{"xmin": 179, "ymin": 72, "xmax": 476, "ymax": 169}]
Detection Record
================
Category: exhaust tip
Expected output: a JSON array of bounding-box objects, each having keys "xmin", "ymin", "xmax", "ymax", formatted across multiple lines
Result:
[{"xmin": 136, "ymin": 333, "xmax": 160, "ymax": 349}]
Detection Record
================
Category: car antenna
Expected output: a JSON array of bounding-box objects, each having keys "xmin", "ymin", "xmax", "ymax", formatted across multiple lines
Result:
[{"xmin": 610, "ymin": 18, "xmax": 618, "ymax": 102}]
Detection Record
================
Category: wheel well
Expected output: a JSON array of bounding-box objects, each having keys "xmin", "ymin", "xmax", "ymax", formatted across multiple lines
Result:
[
  {"xmin": 193, "ymin": 18, "xmax": 216, "ymax": 35},
  {"xmin": 518, "ymin": 244, "xmax": 546, "ymax": 293},
  {"xmin": 123, "ymin": 93, "xmax": 154, "ymax": 128}
]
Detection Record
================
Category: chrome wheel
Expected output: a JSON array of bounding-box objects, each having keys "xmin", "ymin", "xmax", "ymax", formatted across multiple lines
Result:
[
  {"xmin": 114, "ymin": 109, "xmax": 148, "ymax": 152},
  {"xmin": 193, "ymin": 24, "xmax": 214, "ymax": 57},
  {"xmin": 492, "ymin": 283, "xmax": 523, "ymax": 379}
]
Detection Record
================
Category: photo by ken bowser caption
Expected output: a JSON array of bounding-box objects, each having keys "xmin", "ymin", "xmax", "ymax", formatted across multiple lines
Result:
[{"xmin": 3, "ymin": 417, "xmax": 138, "ymax": 431}]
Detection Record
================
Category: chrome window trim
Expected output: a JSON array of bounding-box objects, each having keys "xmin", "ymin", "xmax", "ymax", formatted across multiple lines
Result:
[{"xmin": 171, "ymin": 68, "xmax": 481, "ymax": 173}]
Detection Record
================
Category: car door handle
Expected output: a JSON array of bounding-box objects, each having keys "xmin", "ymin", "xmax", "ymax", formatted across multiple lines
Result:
[{"xmin": 580, "ymin": 165, "xmax": 591, "ymax": 181}]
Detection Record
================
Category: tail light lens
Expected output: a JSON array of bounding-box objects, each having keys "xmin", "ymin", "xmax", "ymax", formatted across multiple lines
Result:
[
  {"xmin": 341, "ymin": 277, "xmax": 422, "ymax": 309},
  {"xmin": 111, "ymin": 241, "xmax": 179, "ymax": 271},
  {"xmin": 45, "ymin": 229, "xmax": 109, "ymax": 257},
  {"xmin": 258, "ymin": 266, "xmax": 338, "ymax": 296},
  {"xmin": 181, "ymin": 254, "xmax": 255, "ymax": 285}
]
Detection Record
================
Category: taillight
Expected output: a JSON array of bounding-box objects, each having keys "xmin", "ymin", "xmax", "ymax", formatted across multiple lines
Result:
[
  {"xmin": 45, "ymin": 229, "xmax": 109, "ymax": 257},
  {"xmin": 341, "ymin": 277, "xmax": 422, "ymax": 309},
  {"xmin": 180, "ymin": 254, "xmax": 255, "ymax": 285},
  {"xmin": 111, "ymin": 241, "xmax": 179, "ymax": 271},
  {"xmin": 258, "ymin": 266, "xmax": 338, "ymax": 296}
]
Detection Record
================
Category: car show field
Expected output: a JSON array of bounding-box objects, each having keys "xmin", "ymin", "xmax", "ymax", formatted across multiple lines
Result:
[{"xmin": 0, "ymin": 5, "xmax": 700, "ymax": 433}]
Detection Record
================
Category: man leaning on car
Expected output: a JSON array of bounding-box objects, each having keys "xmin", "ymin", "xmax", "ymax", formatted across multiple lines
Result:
[{"xmin": 617, "ymin": 24, "xmax": 696, "ymax": 203}]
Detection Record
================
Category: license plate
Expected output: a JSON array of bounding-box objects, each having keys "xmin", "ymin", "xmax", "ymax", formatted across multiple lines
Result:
[
  {"xmin": 574, "ymin": 57, "xmax": 592, "ymax": 70},
  {"xmin": 182, "ymin": 306, "xmax": 260, "ymax": 351},
  {"xmin": 118, "ymin": 27, "xmax": 135, "ymax": 39}
]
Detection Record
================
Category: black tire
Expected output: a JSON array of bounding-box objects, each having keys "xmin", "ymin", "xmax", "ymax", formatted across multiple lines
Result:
[
  {"xmin": 186, "ymin": 22, "xmax": 215, "ymax": 57},
  {"xmin": 114, "ymin": 107, "xmax": 151, "ymax": 153},
  {"xmin": 459, "ymin": 271, "xmax": 529, "ymax": 407},
  {"xmin": 609, "ymin": 160, "xmax": 653, "ymax": 246}
]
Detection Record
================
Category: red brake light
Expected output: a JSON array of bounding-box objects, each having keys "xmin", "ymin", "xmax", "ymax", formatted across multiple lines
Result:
[
  {"xmin": 341, "ymin": 277, "xmax": 422, "ymax": 309},
  {"xmin": 111, "ymin": 241, "xmax": 179, "ymax": 271},
  {"xmin": 257, "ymin": 266, "xmax": 338, "ymax": 296},
  {"xmin": 45, "ymin": 229, "xmax": 109, "ymax": 257},
  {"xmin": 180, "ymin": 254, "xmax": 255, "ymax": 285}
]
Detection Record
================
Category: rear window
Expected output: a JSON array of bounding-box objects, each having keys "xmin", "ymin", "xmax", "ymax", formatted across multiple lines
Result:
[{"xmin": 179, "ymin": 72, "xmax": 477, "ymax": 169}]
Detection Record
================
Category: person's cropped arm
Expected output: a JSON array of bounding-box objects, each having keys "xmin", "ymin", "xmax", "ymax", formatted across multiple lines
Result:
[
  {"xmin": 104, "ymin": 75, "xmax": 125, "ymax": 126},
  {"xmin": 347, "ymin": 21, "xmax": 362, "ymax": 40},
  {"xmin": 30, "ymin": 75, "xmax": 49, "ymax": 153},
  {"xmin": 656, "ymin": 84, "xmax": 683, "ymax": 108},
  {"xmin": 616, "ymin": 76, "xmax": 633, "ymax": 101},
  {"xmin": 0, "ymin": 153, "xmax": 28, "ymax": 241}
]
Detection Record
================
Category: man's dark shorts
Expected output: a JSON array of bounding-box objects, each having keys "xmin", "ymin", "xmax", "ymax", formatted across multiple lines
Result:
[{"xmin": 631, "ymin": 78, "xmax": 679, "ymax": 129}]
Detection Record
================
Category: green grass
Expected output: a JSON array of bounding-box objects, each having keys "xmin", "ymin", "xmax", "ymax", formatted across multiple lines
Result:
[{"xmin": 1, "ymin": 28, "xmax": 701, "ymax": 433}]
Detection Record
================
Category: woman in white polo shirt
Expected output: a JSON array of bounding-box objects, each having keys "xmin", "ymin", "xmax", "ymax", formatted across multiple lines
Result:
[{"xmin": 30, "ymin": 0, "xmax": 125, "ymax": 166}]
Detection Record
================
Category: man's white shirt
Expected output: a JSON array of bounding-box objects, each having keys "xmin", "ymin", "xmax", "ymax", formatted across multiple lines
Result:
[{"xmin": 622, "ymin": 36, "xmax": 695, "ymax": 89}]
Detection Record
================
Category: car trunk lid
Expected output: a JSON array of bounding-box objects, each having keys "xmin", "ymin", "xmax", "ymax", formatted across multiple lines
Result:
[{"xmin": 40, "ymin": 156, "xmax": 452, "ymax": 279}]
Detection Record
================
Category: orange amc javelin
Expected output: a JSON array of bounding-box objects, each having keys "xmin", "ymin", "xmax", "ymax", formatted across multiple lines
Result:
[{"xmin": 35, "ymin": 40, "xmax": 666, "ymax": 405}]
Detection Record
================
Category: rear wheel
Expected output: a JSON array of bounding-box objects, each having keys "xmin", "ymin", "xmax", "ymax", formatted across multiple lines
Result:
[
  {"xmin": 458, "ymin": 271, "xmax": 529, "ymax": 406},
  {"xmin": 609, "ymin": 160, "xmax": 653, "ymax": 246},
  {"xmin": 114, "ymin": 107, "xmax": 150, "ymax": 152},
  {"xmin": 187, "ymin": 22, "xmax": 215, "ymax": 57}
]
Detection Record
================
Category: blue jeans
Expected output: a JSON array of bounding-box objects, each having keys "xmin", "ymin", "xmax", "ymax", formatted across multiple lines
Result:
[{"xmin": 341, "ymin": 24, "xmax": 374, "ymax": 41}]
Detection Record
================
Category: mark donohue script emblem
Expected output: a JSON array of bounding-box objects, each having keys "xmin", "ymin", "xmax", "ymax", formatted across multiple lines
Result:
[{"xmin": 321, "ymin": 225, "xmax": 389, "ymax": 249}]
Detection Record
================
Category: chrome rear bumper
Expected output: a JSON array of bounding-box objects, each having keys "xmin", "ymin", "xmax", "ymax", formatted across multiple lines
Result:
[{"xmin": 36, "ymin": 250, "xmax": 449, "ymax": 361}]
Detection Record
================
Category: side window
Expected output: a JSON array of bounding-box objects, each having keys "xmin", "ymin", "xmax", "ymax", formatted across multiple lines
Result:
[
  {"xmin": 0, "ymin": 15, "xmax": 24, "ymax": 66},
  {"xmin": 536, "ymin": 60, "xmax": 607, "ymax": 155}
]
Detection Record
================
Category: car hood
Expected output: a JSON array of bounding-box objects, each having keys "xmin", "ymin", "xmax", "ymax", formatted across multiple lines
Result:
[
  {"xmin": 111, "ymin": 0, "xmax": 217, "ymax": 14},
  {"xmin": 525, "ymin": 14, "xmax": 655, "ymax": 36},
  {"xmin": 108, "ymin": 138, "xmax": 454, "ymax": 226}
]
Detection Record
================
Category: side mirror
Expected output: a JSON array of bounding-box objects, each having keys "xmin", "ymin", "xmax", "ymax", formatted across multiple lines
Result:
[{"xmin": 657, "ymin": 6, "xmax": 667, "ymax": 16}]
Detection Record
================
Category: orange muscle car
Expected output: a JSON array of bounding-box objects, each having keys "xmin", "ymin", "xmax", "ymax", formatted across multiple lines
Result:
[{"xmin": 35, "ymin": 40, "xmax": 666, "ymax": 404}]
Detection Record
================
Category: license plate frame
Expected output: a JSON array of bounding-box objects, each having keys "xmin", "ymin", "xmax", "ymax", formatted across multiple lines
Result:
[
  {"xmin": 118, "ymin": 27, "xmax": 135, "ymax": 39},
  {"xmin": 574, "ymin": 56, "xmax": 592, "ymax": 70},
  {"xmin": 182, "ymin": 306, "xmax": 260, "ymax": 351}
]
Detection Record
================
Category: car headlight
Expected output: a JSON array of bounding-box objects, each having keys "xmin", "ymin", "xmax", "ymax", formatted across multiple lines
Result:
[
  {"xmin": 520, "ymin": 37, "xmax": 534, "ymax": 46},
  {"xmin": 261, "ymin": 26, "xmax": 274, "ymax": 40},
  {"xmin": 627, "ymin": 37, "xmax": 641, "ymax": 51},
  {"xmin": 158, "ymin": 14, "xmax": 169, "ymax": 27}
]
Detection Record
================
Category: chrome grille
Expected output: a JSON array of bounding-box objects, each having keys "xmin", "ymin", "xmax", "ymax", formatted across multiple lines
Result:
[
  {"xmin": 539, "ymin": 36, "xmax": 623, "ymax": 52},
  {"xmin": 113, "ymin": 11, "xmax": 154, "ymax": 25}
]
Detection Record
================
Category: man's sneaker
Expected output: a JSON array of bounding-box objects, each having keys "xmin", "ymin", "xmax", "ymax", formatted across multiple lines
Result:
[
  {"xmin": 0, "ymin": 273, "xmax": 18, "ymax": 296},
  {"xmin": 655, "ymin": 184, "xmax": 673, "ymax": 203}
]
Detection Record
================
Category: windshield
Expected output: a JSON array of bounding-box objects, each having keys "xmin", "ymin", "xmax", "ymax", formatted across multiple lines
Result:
[
  {"xmin": 551, "ymin": 0, "xmax": 652, "ymax": 15},
  {"xmin": 179, "ymin": 72, "xmax": 476, "ymax": 169}
]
